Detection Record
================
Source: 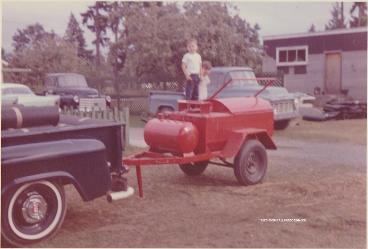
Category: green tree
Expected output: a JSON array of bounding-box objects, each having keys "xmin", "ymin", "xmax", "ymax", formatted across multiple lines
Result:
[
  {"xmin": 308, "ymin": 23, "xmax": 316, "ymax": 32},
  {"xmin": 12, "ymin": 23, "xmax": 55, "ymax": 52},
  {"xmin": 106, "ymin": 1, "xmax": 130, "ymax": 106},
  {"xmin": 81, "ymin": 1, "xmax": 110, "ymax": 66},
  {"xmin": 349, "ymin": 2, "xmax": 367, "ymax": 27},
  {"xmin": 2, "ymin": 47, "xmax": 12, "ymax": 62},
  {"xmin": 325, "ymin": 2, "xmax": 347, "ymax": 30},
  {"xmin": 120, "ymin": 2, "xmax": 263, "ymax": 87},
  {"xmin": 64, "ymin": 13, "xmax": 93, "ymax": 61},
  {"xmin": 183, "ymin": 2, "xmax": 262, "ymax": 71},
  {"xmin": 122, "ymin": 2, "xmax": 186, "ymax": 85},
  {"xmin": 10, "ymin": 35, "xmax": 93, "ymax": 89}
]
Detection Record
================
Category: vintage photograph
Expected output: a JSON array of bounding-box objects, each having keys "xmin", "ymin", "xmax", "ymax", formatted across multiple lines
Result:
[{"xmin": 1, "ymin": 1, "xmax": 367, "ymax": 248}]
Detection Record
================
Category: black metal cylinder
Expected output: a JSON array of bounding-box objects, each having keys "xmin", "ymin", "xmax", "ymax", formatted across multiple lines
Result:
[{"xmin": 1, "ymin": 106, "xmax": 60, "ymax": 130}]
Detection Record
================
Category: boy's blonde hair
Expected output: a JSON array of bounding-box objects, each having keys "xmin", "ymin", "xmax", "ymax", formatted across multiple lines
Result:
[
  {"xmin": 187, "ymin": 38, "xmax": 197, "ymax": 46},
  {"xmin": 202, "ymin": 60, "xmax": 212, "ymax": 70}
]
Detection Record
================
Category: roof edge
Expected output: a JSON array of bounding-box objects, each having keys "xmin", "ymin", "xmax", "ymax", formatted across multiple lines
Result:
[{"xmin": 263, "ymin": 27, "xmax": 367, "ymax": 41}]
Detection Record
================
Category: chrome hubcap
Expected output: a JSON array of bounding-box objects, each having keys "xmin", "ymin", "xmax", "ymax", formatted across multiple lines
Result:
[
  {"xmin": 21, "ymin": 192, "xmax": 48, "ymax": 224},
  {"xmin": 247, "ymin": 152, "xmax": 258, "ymax": 174}
]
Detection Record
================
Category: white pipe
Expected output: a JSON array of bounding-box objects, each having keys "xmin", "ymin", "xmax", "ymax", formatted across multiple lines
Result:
[{"xmin": 107, "ymin": 187, "xmax": 134, "ymax": 202}]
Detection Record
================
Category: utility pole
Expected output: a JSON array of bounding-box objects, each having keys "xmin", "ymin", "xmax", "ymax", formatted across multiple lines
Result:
[{"xmin": 341, "ymin": 2, "xmax": 345, "ymax": 28}]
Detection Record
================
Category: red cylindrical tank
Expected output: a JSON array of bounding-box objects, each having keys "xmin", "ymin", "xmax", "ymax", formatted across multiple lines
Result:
[{"xmin": 144, "ymin": 118, "xmax": 199, "ymax": 154}]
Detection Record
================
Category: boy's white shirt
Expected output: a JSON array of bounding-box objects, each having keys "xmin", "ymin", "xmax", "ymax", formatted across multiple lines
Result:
[{"xmin": 182, "ymin": 52, "xmax": 202, "ymax": 74}]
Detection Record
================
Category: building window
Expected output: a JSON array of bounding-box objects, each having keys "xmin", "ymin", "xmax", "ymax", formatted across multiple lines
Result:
[
  {"xmin": 279, "ymin": 50, "xmax": 287, "ymax": 62},
  {"xmin": 294, "ymin": 65, "xmax": 307, "ymax": 74},
  {"xmin": 297, "ymin": 49, "xmax": 306, "ymax": 61},
  {"xmin": 276, "ymin": 46, "xmax": 308, "ymax": 66},
  {"xmin": 288, "ymin": 50, "xmax": 296, "ymax": 62}
]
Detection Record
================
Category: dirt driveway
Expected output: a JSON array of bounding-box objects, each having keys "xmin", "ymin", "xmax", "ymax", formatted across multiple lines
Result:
[{"xmin": 36, "ymin": 119, "xmax": 366, "ymax": 248}]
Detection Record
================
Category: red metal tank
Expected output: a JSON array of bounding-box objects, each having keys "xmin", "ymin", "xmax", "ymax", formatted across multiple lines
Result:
[{"xmin": 144, "ymin": 119, "xmax": 199, "ymax": 153}]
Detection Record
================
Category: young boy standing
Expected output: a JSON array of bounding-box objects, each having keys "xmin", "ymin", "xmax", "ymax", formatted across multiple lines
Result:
[{"xmin": 181, "ymin": 38, "xmax": 202, "ymax": 100}]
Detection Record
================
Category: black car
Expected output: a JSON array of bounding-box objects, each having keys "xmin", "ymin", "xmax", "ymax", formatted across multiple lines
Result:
[{"xmin": 44, "ymin": 73, "xmax": 111, "ymax": 111}]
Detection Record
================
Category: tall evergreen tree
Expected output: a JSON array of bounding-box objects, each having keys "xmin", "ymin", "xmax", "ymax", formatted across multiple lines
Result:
[
  {"xmin": 2, "ymin": 47, "xmax": 12, "ymax": 63},
  {"xmin": 349, "ymin": 2, "xmax": 367, "ymax": 27},
  {"xmin": 64, "ymin": 13, "xmax": 93, "ymax": 61},
  {"xmin": 308, "ymin": 23, "xmax": 316, "ymax": 32},
  {"xmin": 106, "ymin": 1, "xmax": 129, "ymax": 107},
  {"xmin": 81, "ymin": 1, "xmax": 110, "ymax": 66},
  {"xmin": 2, "ymin": 47, "xmax": 6, "ymax": 61},
  {"xmin": 325, "ymin": 2, "xmax": 347, "ymax": 30}
]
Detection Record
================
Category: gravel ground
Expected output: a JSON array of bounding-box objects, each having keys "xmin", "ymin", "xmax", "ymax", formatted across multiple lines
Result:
[{"xmin": 33, "ymin": 119, "xmax": 366, "ymax": 248}]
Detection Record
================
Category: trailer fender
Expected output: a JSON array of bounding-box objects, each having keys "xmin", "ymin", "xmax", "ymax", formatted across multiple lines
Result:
[{"xmin": 220, "ymin": 128, "xmax": 276, "ymax": 158}]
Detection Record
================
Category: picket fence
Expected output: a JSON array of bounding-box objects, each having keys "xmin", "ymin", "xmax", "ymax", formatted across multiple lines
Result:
[{"xmin": 60, "ymin": 107, "xmax": 130, "ymax": 146}]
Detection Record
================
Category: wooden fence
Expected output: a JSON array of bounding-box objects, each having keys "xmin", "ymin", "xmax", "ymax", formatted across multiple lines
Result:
[
  {"xmin": 114, "ymin": 97, "xmax": 148, "ymax": 115},
  {"xmin": 60, "ymin": 107, "xmax": 130, "ymax": 146}
]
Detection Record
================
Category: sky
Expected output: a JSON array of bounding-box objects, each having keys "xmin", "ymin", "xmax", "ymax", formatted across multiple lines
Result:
[{"xmin": 1, "ymin": 1, "xmax": 355, "ymax": 53}]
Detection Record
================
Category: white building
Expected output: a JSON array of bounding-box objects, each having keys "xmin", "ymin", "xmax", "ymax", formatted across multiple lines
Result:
[{"xmin": 262, "ymin": 27, "xmax": 367, "ymax": 101}]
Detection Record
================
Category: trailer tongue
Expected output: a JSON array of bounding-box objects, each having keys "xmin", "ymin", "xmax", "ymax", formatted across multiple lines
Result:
[{"xmin": 123, "ymin": 77, "xmax": 277, "ymax": 197}]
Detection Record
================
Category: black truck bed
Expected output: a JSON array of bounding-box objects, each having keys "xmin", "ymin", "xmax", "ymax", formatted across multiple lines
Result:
[{"xmin": 2, "ymin": 115, "xmax": 125, "ymax": 172}]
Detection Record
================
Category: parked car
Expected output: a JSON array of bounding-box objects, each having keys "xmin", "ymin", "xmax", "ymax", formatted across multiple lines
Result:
[
  {"xmin": 1, "ymin": 94, "xmax": 18, "ymax": 106},
  {"xmin": 1, "ymin": 83, "xmax": 60, "ymax": 108},
  {"xmin": 1, "ymin": 105, "xmax": 133, "ymax": 247},
  {"xmin": 44, "ymin": 73, "xmax": 111, "ymax": 111},
  {"xmin": 148, "ymin": 67, "xmax": 299, "ymax": 129},
  {"xmin": 301, "ymin": 99, "xmax": 367, "ymax": 121}
]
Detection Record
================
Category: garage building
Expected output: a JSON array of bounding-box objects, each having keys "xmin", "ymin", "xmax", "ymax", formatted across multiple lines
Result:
[{"xmin": 262, "ymin": 27, "xmax": 367, "ymax": 101}]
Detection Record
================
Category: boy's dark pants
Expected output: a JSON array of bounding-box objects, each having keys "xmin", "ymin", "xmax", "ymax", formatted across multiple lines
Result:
[{"xmin": 185, "ymin": 74, "xmax": 200, "ymax": 100}]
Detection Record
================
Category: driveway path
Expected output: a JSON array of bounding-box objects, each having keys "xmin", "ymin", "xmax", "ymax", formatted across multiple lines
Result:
[{"xmin": 129, "ymin": 127, "xmax": 148, "ymax": 148}]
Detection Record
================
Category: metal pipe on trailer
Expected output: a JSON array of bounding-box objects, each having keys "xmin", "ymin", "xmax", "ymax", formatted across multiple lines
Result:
[{"xmin": 123, "ymin": 151, "xmax": 222, "ymax": 198}]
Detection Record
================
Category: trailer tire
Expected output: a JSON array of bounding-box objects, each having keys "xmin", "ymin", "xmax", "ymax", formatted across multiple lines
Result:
[
  {"xmin": 179, "ymin": 161, "xmax": 209, "ymax": 176},
  {"xmin": 1, "ymin": 180, "xmax": 66, "ymax": 247},
  {"xmin": 234, "ymin": 139, "xmax": 267, "ymax": 185}
]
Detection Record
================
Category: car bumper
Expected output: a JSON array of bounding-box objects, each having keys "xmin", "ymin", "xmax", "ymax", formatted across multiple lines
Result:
[
  {"xmin": 271, "ymin": 100, "xmax": 299, "ymax": 121},
  {"xmin": 274, "ymin": 111, "xmax": 299, "ymax": 121}
]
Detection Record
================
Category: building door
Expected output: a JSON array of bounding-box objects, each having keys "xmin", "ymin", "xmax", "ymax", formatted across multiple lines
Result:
[{"xmin": 325, "ymin": 52, "xmax": 342, "ymax": 94}]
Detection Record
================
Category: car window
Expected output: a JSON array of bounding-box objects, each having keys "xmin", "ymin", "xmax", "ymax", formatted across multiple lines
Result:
[
  {"xmin": 229, "ymin": 71, "xmax": 258, "ymax": 86},
  {"xmin": 2, "ymin": 86, "xmax": 33, "ymax": 95},
  {"xmin": 209, "ymin": 72, "xmax": 223, "ymax": 87},
  {"xmin": 45, "ymin": 76, "xmax": 56, "ymax": 87},
  {"xmin": 2, "ymin": 88, "xmax": 13, "ymax": 95},
  {"xmin": 57, "ymin": 74, "xmax": 88, "ymax": 88},
  {"xmin": 210, "ymin": 70, "xmax": 258, "ymax": 88}
]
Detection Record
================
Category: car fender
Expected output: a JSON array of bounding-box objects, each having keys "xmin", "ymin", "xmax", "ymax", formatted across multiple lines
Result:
[
  {"xmin": 1, "ymin": 139, "xmax": 111, "ymax": 201},
  {"xmin": 1, "ymin": 171, "xmax": 84, "ymax": 197}
]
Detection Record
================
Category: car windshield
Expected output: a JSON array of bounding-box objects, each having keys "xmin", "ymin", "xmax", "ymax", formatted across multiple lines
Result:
[
  {"xmin": 57, "ymin": 74, "xmax": 88, "ymax": 88},
  {"xmin": 226, "ymin": 71, "xmax": 258, "ymax": 86},
  {"xmin": 2, "ymin": 86, "xmax": 33, "ymax": 95}
]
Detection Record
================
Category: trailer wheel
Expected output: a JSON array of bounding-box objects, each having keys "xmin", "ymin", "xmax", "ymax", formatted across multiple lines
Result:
[
  {"xmin": 234, "ymin": 139, "xmax": 267, "ymax": 185},
  {"xmin": 179, "ymin": 161, "xmax": 209, "ymax": 176},
  {"xmin": 1, "ymin": 180, "xmax": 66, "ymax": 247}
]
